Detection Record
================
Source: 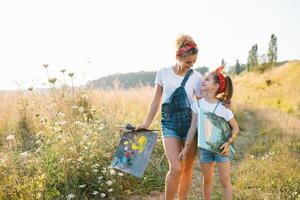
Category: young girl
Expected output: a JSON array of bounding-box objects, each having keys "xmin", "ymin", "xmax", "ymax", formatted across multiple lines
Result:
[{"xmin": 178, "ymin": 66, "xmax": 239, "ymax": 200}]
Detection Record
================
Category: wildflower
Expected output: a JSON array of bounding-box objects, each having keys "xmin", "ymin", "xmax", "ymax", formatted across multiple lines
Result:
[
  {"xmin": 67, "ymin": 194, "xmax": 75, "ymax": 200},
  {"xmin": 110, "ymin": 169, "xmax": 116, "ymax": 175},
  {"xmin": 78, "ymin": 107, "xmax": 85, "ymax": 113},
  {"xmin": 6, "ymin": 134, "xmax": 15, "ymax": 141},
  {"xmin": 118, "ymin": 172, "xmax": 124, "ymax": 177},
  {"xmin": 100, "ymin": 193, "xmax": 106, "ymax": 198},
  {"xmin": 43, "ymin": 64, "xmax": 48, "ymax": 68},
  {"xmin": 79, "ymin": 184, "xmax": 86, "ymax": 188},
  {"xmin": 269, "ymin": 151, "xmax": 275, "ymax": 155},
  {"xmin": 57, "ymin": 112, "xmax": 65, "ymax": 117},
  {"xmin": 20, "ymin": 151, "xmax": 29, "ymax": 158},
  {"xmin": 72, "ymin": 105, "xmax": 79, "ymax": 109},
  {"xmin": 108, "ymin": 188, "xmax": 113, "ymax": 193},
  {"xmin": 27, "ymin": 87, "xmax": 33, "ymax": 91},
  {"xmin": 48, "ymin": 78, "xmax": 57, "ymax": 84},
  {"xmin": 92, "ymin": 191, "xmax": 98, "ymax": 195},
  {"xmin": 93, "ymin": 169, "xmax": 99, "ymax": 173},
  {"xmin": 58, "ymin": 120, "xmax": 67, "ymax": 126},
  {"xmin": 91, "ymin": 163, "xmax": 100, "ymax": 168},
  {"xmin": 106, "ymin": 180, "xmax": 113, "ymax": 186},
  {"xmin": 68, "ymin": 72, "xmax": 74, "ymax": 77}
]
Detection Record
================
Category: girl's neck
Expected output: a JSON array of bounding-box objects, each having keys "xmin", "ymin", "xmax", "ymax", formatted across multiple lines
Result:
[{"xmin": 204, "ymin": 92, "xmax": 219, "ymax": 104}]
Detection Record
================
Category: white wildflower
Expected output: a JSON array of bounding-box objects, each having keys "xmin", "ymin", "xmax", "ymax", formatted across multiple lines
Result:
[
  {"xmin": 108, "ymin": 188, "xmax": 113, "ymax": 193},
  {"xmin": 92, "ymin": 191, "xmax": 98, "ymax": 195},
  {"xmin": 110, "ymin": 169, "xmax": 116, "ymax": 175},
  {"xmin": 79, "ymin": 184, "xmax": 86, "ymax": 188},
  {"xmin": 78, "ymin": 107, "xmax": 85, "ymax": 113},
  {"xmin": 100, "ymin": 193, "xmax": 106, "ymax": 198},
  {"xmin": 67, "ymin": 193, "xmax": 75, "ymax": 200},
  {"xmin": 118, "ymin": 172, "xmax": 124, "ymax": 177},
  {"xmin": 106, "ymin": 180, "xmax": 113, "ymax": 186},
  {"xmin": 6, "ymin": 134, "xmax": 15, "ymax": 141}
]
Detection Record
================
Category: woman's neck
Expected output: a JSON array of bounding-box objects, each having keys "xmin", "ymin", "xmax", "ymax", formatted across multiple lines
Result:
[
  {"xmin": 204, "ymin": 92, "xmax": 219, "ymax": 104},
  {"xmin": 173, "ymin": 63, "xmax": 187, "ymax": 76}
]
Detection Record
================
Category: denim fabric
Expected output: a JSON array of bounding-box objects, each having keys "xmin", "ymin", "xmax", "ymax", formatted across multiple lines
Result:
[
  {"xmin": 161, "ymin": 69, "xmax": 193, "ymax": 140},
  {"xmin": 198, "ymin": 148, "xmax": 230, "ymax": 163}
]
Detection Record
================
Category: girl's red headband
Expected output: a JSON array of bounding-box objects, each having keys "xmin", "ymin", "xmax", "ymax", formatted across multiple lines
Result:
[
  {"xmin": 176, "ymin": 42, "xmax": 197, "ymax": 56},
  {"xmin": 215, "ymin": 66, "xmax": 227, "ymax": 93}
]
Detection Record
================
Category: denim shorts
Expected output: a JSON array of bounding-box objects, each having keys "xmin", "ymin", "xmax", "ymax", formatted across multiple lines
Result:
[
  {"xmin": 162, "ymin": 127, "xmax": 187, "ymax": 141},
  {"xmin": 198, "ymin": 148, "xmax": 230, "ymax": 163}
]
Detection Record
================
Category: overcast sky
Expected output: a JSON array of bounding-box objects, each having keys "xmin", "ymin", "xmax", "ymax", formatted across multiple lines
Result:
[{"xmin": 0, "ymin": 0, "xmax": 299, "ymax": 90}]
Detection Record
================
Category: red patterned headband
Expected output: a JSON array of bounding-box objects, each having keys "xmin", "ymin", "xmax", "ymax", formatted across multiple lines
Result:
[
  {"xmin": 214, "ymin": 66, "xmax": 227, "ymax": 93},
  {"xmin": 176, "ymin": 42, "xmax": 197, "ymax": 56}
]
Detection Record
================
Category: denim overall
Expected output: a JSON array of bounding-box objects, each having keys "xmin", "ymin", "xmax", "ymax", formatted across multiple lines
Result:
[{"xmin": 161, "ymin": 69, "xmax": 194, "ymax": 139}]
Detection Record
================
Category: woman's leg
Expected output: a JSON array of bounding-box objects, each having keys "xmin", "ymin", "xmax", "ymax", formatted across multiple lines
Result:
[
  {"xmin": 216, "ymin": 162, "xmax": 233, "ymax": 200},
  {"xmin": 163, "ymin": 137, "xmax": 184, "ymax": 200},
  {"xmin": 178, "ymin": 138, "xmax": 197, "ymax": 200},
  {"xmin": 200, "ymin": 162, "xmax": 214, "ymax": 200}
]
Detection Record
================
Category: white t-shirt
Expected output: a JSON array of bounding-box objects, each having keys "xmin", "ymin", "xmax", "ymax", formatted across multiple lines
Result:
[
  {"xmin": 191, "ymin": 98, "xmax": 234, "ymax": 122},
  {"xmin": 154, "ymin": 67, "xmax": 203, "ymax": 104}
]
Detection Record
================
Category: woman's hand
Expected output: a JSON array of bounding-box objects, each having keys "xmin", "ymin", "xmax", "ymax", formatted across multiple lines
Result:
[
  {"xmin": 135, "ymin": 123, "xmax": 150, "ymax": 131},
  {"xmin": 220, "ymin": 142, "xmax": 230, "ymax": 156},
  {"xmin": 178, "ymin": 147, "xmax": 189, "ymax": 160}
]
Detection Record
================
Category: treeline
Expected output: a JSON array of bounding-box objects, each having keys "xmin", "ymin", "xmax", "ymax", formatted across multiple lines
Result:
[
  {"xmin": 88, "ymin": 34, "xmax": 281, "ymax": 89},
  {"xmin": 227, "ymin": 34, "xmax": 280, "ymax": 75},
  {"xmin": 88, "ymin": 67, "xmax": 209, "ymax": 89}
]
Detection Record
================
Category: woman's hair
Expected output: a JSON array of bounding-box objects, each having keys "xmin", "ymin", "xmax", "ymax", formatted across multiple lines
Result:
[
  {"xmin": 211, "ymin": 72, "xmax": 233, "ymax": 103},
  {"xmin": 176, "ymin": 34, "xmax": 198, "ymax": 58}
]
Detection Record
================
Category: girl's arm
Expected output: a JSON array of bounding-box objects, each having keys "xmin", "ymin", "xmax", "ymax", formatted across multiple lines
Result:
[
  {"xmin": 178, "ymin": 111, "xmax": 197, "ymax": 160},
  {"xmin": 220, "ymin": 117, "xmax": 239, "ymax": 155},
  {"xmin": 136, "ymin": 84, "xmax": 163, "ymax": 129}
]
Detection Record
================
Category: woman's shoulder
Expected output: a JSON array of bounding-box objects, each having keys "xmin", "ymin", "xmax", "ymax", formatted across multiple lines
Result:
[{"xmin": 191, "ymin": 70, "xmax": 203, "ymax": 80}]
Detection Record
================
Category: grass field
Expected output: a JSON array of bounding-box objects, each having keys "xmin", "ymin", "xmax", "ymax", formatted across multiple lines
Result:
[{"xmin": 0, "ymin": 61, "xmax": 299, "ymax": 199}]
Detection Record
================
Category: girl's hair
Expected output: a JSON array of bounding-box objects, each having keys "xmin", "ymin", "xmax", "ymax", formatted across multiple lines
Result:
[
  {"xmin": 211, "ymin": 72, "xmax": 233, "ymax": 103},
  {"xmin": 175, "ymin": 34, "xmax": 198, "ymax": 58}
]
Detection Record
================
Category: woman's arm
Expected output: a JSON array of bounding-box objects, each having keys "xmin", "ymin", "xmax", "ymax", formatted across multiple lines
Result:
[{"xmin": 136, "ymin": 84, "xmax": 163, "ymax": 129}]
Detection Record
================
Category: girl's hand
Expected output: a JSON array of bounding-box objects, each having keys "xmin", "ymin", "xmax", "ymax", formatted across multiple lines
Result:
[
  {"xmin": 178, "ymin": 147, "xmax": 189, "ymax": 160},
  {"xmin": 220, "ymin": 142, "xmax": 230, "ymax": 156}
]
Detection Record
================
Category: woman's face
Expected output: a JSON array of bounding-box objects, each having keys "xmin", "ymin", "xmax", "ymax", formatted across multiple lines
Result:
[
  {"xmin": 201, "ymin": 73, "xmax": 219, "ymax": 92},
  {"xmin": 177, "ymin": 54, "xmax": 197, "ymax": 72}
]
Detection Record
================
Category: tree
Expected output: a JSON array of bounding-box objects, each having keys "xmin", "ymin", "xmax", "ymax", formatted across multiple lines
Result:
[
  {"xmin": 235, "ymin": 59, "xmax": 242, "ymax": 75},
  {"xmin": 267, "ymin": 34, "xmax": 278, "ymax": 66},
  {"xmin": 221, "ymin": 58, "xmax": 226, "ymax": 67},
  {"xmin": 247, "ymin": 44, "xmax": 258, "ymax": 72}
]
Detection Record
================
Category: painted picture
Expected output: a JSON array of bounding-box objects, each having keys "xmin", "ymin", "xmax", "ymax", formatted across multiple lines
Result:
[
  {"xmin": 198, "ymin": 108, "xmax": 235, "ymax": 157},
  {"xmin": 112, "ymin": 130, "xmax": 158, "ymax": 178}
]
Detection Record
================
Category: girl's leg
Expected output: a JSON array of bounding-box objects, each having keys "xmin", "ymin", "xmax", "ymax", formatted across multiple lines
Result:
[
  {"xmin": 178, "ymin": 138, "xmax": 197, "ymax": 200},
  {"xmin": 216, "ymin": 162, "xmax": 233, "ymax": 200},
  {"xmin": 163, "ymin": 137, "xmax": 184, "ymax": 200},
  {"xmin": 200, "ymin": 162, "xmax": 214, "ymax": 200}
]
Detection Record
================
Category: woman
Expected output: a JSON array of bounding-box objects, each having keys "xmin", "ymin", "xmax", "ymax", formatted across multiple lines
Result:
[{"xmin": 136, "ymin": 35, "xmax": 203, "ymax": 200}]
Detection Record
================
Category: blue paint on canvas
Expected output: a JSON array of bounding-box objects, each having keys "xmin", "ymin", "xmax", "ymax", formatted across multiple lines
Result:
[{"xmin": 112, "ymin": 130, "xmax": 158, "ymax": 178}]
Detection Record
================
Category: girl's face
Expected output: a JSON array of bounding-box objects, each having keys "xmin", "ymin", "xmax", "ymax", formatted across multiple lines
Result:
[
  {"xmin": 202, "ymin": 73, "xmax": 219, "ymax": 93},
  {"xmin": 177, "ymin": 54, "xmax": 197, "ymax": 72}
]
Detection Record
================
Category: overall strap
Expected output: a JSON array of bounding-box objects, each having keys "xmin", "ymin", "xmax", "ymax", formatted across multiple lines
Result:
[
  {"xmin": 213, "ymin": 101, "xmax": 221, "ymax": 114},
  {"xmin": 180, "ymin": 69, "xmax": 194, "ymax": 87}
]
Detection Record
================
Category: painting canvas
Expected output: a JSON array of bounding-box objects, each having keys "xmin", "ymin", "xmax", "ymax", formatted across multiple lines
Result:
[
  {"xmin": 112, "ymin": 130, "xmax": 158, "ymax": 178},
  {"xmin": 198, "ymin": 108, "xmax": 235, "ymax": 157}
]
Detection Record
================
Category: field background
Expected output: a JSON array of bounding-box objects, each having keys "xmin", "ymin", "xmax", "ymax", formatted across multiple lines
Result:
[{"xmin": 0, "ymin": 61, "xmax": 300, "ymax": 200}]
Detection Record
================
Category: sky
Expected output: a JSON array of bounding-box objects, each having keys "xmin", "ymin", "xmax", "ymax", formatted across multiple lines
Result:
[{"xmin": 0, "ymin": 0, "xmax": 299, "ymax": 90}]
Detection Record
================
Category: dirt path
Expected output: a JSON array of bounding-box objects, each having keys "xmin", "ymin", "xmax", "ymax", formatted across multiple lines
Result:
[{"xmin": 132, "ymin": 110, "xmax": 259, "ymax": 200}]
